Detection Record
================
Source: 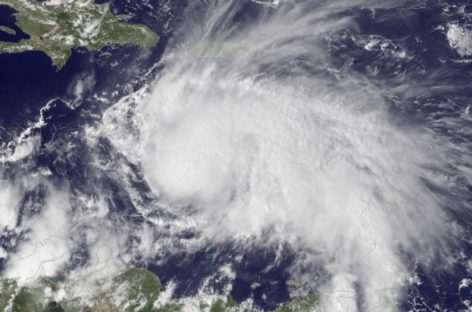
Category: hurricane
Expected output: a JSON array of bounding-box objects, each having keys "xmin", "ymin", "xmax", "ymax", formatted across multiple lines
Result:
[{"xmin": 104, "ymin": 0, "xmax": 471, "ymax": 310}]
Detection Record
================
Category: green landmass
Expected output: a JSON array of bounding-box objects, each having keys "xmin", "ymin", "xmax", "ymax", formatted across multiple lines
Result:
[
  {"xmin": 0, "ymin": 25, "xmax": 16, "ymax": 35},
  {"xmin": 12, "ymin": 287, "xmax": 42, "ymax": 312},
  {"xmin": 275, "ymin": 294, "xmax": 320, "ymax": 312},
  {"xmin": 0, "ymin": 268, "xmax": 320, "ymax": 311},
  {"xmin": 0, "ymin": 268, "xmax": 161, "ymax": 312},
  {"xmin": 111, "ymin": 268, "xmax": 161, "ymax": 312},
  {"xmin": 0, "ymin": 279, "xmax": 17, "ymax": 309},
  {"xmin": 0, "ymin": 0, "xmax": 159, "ymax": 68}
]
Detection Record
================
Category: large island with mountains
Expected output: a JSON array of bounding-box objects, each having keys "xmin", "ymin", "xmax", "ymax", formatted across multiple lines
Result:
[{"xmin": 0, "ymin": 0, "xmax": 159, "ymax": 68}]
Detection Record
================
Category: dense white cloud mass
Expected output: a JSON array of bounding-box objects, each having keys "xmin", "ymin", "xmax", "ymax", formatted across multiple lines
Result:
[
  {"xmin": 0, "ymin": 182, "xmax": 21, "ymax": 230},
  {"xmin": 5, "ymin": 189, "xmax": 72, "ymax": 283},
  {"xmin": 131, "ymin": 0, "xmax": 462, "ymax": 310},
  {"xmin": 447, "ymin": 23, "xmax": 472, "ymax": 57}
]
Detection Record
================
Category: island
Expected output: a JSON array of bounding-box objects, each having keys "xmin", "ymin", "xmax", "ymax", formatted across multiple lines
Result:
[
  {"xmin": 0, "ymin": 0, "xmax": 159, "ymax": 68},
  {"xmin": 0, "ymin": 25, "xmax": 16, "ymax": 35}
]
